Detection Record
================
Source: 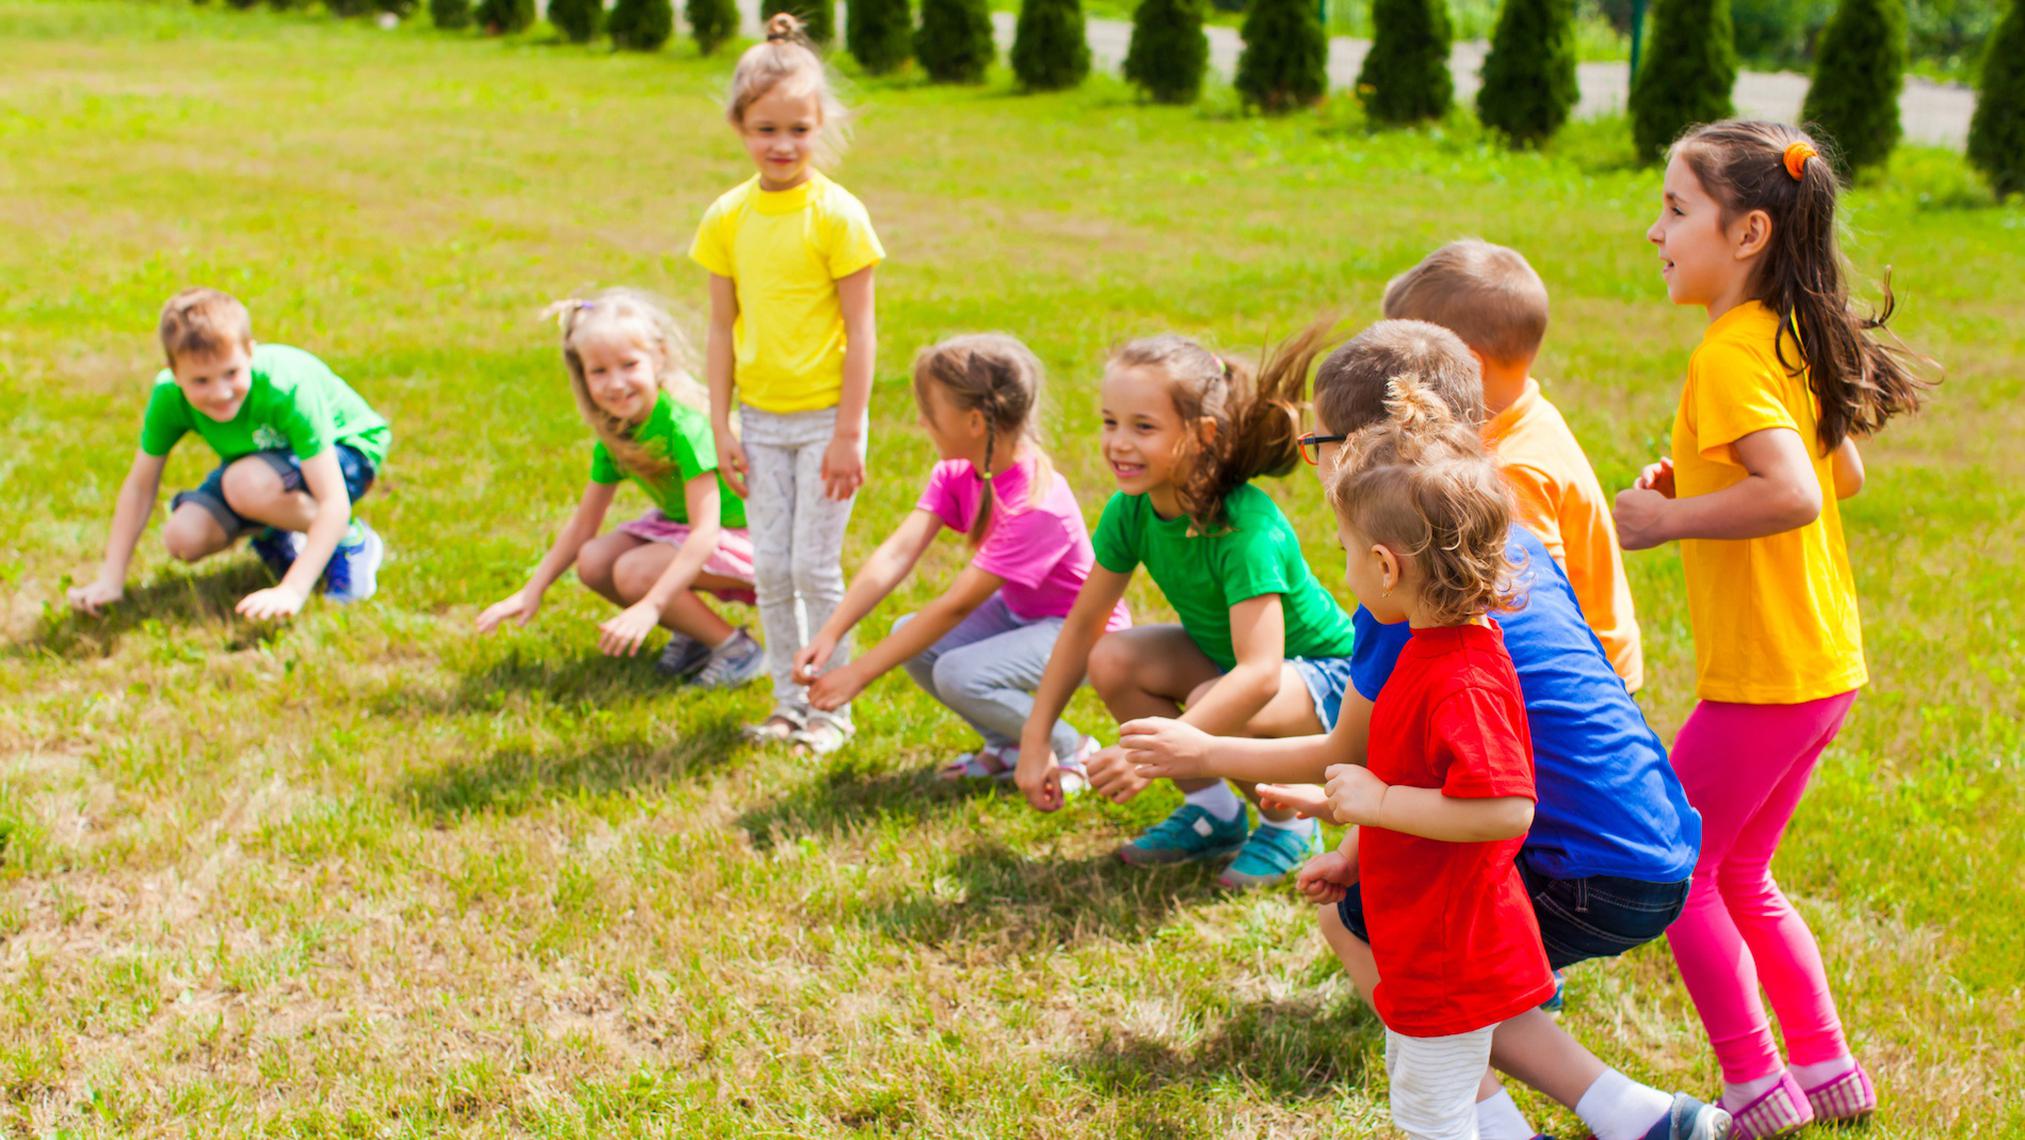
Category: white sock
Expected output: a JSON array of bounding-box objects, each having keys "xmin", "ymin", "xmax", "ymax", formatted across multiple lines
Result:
[
  {"xmin": 1721, "ymin": 1072, "xmax": 1783, "ymax": 1111},
  {"xmin": 1578, "ymin": 1068, "xmax": 1677, "ymax": 1140},
  {"xmin": 1789, "ymin": 1054, "xmax": 1855, "ymax": 1088},
  {"xmin": 1258, "ymin": 813, "xmax": 1315, "ymax": 833},
  {"xmin": 1475, "ymin": 1088, "xmax": 1534, "ymax": 1140},
  {"xmin": 708, "ymin": 629, "xmax": 741, "ymax": 652},
  {"xmin": 1182, "ymin": 782, "xmax": 1244, "ymax": 822}
]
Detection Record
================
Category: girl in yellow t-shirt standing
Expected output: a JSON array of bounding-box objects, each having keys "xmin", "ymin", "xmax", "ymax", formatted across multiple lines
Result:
[
  {"xmin": 693, "ymin": 14, "xmax": 885, "ymax": 754},
  {"xmin": 1615, "ymin": 121, "xmax": 1932, "ymax": 1139}
]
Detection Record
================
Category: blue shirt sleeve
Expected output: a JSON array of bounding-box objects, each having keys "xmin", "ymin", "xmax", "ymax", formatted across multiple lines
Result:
[{"xmin": 1348, "ymin": 605, "xmax": 1411, "ymax": 701}]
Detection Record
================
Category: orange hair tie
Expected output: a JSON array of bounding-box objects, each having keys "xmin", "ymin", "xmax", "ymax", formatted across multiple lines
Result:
[{"xmin": 1783, "ymin": 141, "xmax": 1817, "ymax": 181}]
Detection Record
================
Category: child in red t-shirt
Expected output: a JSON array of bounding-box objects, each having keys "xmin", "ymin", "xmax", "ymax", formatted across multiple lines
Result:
[{"xmin": 1305, "ymin": 377, "xmax": 1555, "ymax": 1139}]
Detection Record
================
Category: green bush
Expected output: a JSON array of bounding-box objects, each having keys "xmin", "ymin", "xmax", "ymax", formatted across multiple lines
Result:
[
  {"xmin": 474, "ymin": 0, "xmax": 535, "ymax": 32},
  {"xmin": 376, "ymin": 0, "xmax": 420, "ymax": 14},
  {"xmin": 548, "ymin": 0, "xmax": 603, "ymax": 41},
  {"xmin": 1731, "ymin": 0, "xmax": 1832, "ymax": 68},
  {"xmin": 848, "ymin": 0, "xmax": 914, "ymax": 72},
  {"xmin": 225, "ymin": 0, "xmax": 262, "ymax": 9},
  {"xmin": 687, "ymin": 0, "xmax": 739, "ymax": 53},
  {"xmin": 609, "ymin": 0, "xmax": 673, "ymax": 47},
  {"xmin": 326, "ymin": 0, "xmax": 375, "ymax": 14},
  {"xmin": 1012, "ymin": 0, "xmax": 1091, "ymax": 89},
  {"xmin": 1629, "ymin": 0, "xmax": 1738, "ymax": 159},
  {"xmin": 1478, "ymin": 0, "xmax": 1579, "ymax": 144},
  {"xmin": 916, "ymin": 0, "xmax": 995, "ymax": 82},
  {"xmin": 1124, "ymin": 0, "xmax": 1209, "ymax": 104},
  {"xmin": 259, "ymin": 0, "xmax": 297, "ymax": 9},
  {"xmin": 1968, "ymin": 0, "xmax": 2025, "ymax": 197},
  {"xmin": 1236, "ymin": 0, "xmax": 1328, "ymax": 111},
  {"xmin": 430, "ymin": 0, "xmax": 473, "ymax": 26},
  {"xmin": 764, "ymin": 0, "xmax": 838, "ymax": 44},
  {"xmin": 1356, "ymin": 0, "xmax": 1453, "ymax": 124},
  {"xmin": 1801, "ymin": 0, "xmax": 1906, "ymax": 176}
]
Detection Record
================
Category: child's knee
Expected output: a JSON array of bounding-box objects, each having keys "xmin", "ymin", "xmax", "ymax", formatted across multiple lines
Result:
[
  {"xmin": 575, "ymin": 541, "xmax": 620, "ymax": 593},
  {"xmin": 789, "ymin": 553, "xmax": 841, "ymax": 597},
  {"xmin": 1085, "ymin": 635, "xmax": 1137, "ymax": 697},
  {"xmin": 162, "ymin": 508, "xmax": 224, "ymax": 562},
  {"xmin": 611, "ymin": 556, "xmax": 663, "ymax": 602},
  {"xmin": 219, "ymin": 456, "xmax": 287, "ymax": 514}
]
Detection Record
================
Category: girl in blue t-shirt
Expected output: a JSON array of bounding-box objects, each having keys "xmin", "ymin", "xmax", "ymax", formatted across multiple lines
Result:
[{"xmin": 1016, "ymin": 321, "xmax": 1359, "ymax": 890}]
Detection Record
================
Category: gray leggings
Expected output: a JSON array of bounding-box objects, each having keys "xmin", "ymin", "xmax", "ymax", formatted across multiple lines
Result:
[
  {"xmin": 896, "ymin": 594, "xmax": 1084, "ymax": 760},
  {"xmin": 742, "ymin": 405, "xmax": 859, "ymax": 721}
]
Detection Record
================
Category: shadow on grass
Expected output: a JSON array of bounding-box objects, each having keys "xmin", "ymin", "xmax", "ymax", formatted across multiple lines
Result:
[
  {"xmin": 370, "ymin": 641, "xmax": 705, "ymax": 720},
  {"xmin": 8, "ymin": 560, "xmax": 281, "ymax": 660},
  {"xmin": 735, "ymin": 755, "xmax": 994, "ymax": 852},
  {"xmin": 395, "ymin": 720, "xmax": 745, "ymax": 822},
  {"xmin": 1067, "ymin": 991, "xmax": 1378, "ymax": 1106}
]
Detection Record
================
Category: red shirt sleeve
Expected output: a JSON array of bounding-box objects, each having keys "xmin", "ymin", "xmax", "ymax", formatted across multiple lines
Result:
[{"xmin": 1427, "ymin": 685, "xmax": 1536, "ymax": 802}]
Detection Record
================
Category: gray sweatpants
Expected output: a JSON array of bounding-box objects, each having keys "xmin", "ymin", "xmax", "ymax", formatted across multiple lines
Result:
[
  {"xmin": 741, "ymin": 405, "xmax": 858, "ymax": 722},
  {"xmin": 896, "ymin": 594, "xmax": 1084, "ymax": 761}
]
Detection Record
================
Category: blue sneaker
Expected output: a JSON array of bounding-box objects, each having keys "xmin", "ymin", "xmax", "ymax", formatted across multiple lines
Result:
[
  {"xmin": 1117, "ymin": 804, "xmax": 1249, "ymax": 866},
  {"xmin": 1633, "ymin": 1093, "xmax": 1733, "ymax": 1140},
  {"xmin": 249, "ymin": 527, "xmax": 301, "ymax": 580},
  {"xmin": 323, "ymin": 522, "xmax": 384, "ymax": 604},
  {"xmin": 1218, "ymin": 819, "xmax": 1322, "ymax": 888},
  {"xmin": 1541, "ymin": 968, "xmax": 1566, "ymax": 1012}
]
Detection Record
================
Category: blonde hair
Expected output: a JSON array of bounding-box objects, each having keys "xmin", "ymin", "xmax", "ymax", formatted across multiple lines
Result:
[
  {"xmin": 1327, "ymin": 377, "xmax": 1520, "ymax": 627},
  {"xmin": 1313, "ymin": 319, "xmax": 1484, "ymax": 437},
  {"xmin": 1381, "ymin": 239, "xmax": 1550, "ymax": 365},
  {"xmin": 158, "ymin": 287, "xmax": 253, "ymax": 365},
  {"xmin": 912, "ymin": 334, "xmax": 1055, "ymax": 548},
  {"xmin": 551, "ymin": 288, "xmax": 707, "ymax": 480},
  {"xmin": 728, "ymin": 14, "xmax": 850, "ymax": 166},
  {"xmin": 1110, "ymin": 317, "xmax": 1337, "ymax": 535}
]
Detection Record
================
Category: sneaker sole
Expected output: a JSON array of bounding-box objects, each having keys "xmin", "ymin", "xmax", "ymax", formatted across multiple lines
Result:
[{"xmin": 328, "ymin": 530, "xmax": 384, "ymax": 604}]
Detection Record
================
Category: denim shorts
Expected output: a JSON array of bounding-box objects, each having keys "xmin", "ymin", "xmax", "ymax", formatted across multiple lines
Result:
[
  {"xmin": 172, "ymin": 444, "xmax": 376, "ymax": 540},
  {"xmin": 1290, "ymin": 654, "xmax": 1358, "ymax": 732},
  {"xmin": 1334, "ymin": 856, "xmax": 1691, "ymax": 971}
]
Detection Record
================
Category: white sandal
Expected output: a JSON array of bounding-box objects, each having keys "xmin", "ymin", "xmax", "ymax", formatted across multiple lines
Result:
[
  {"xmin": 741, "ymin": 707, "xmax": 805, "ymax": 744},
  {"xmin": 791, "ymin": 713, "xmax": 853, "ymax": 756},
  {"xmin": 938, "ymin": 744, "xmax": 1018, "ymax": 782}
]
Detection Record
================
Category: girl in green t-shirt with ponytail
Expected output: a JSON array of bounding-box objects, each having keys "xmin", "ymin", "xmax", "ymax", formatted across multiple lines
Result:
[
  {"xmin": 1017, "ymin": 319, "xmax": 1362, "ymax": 890},
  {"xmin": 476, "ymin": 289, "xmax": 763, "ymax": 689}
]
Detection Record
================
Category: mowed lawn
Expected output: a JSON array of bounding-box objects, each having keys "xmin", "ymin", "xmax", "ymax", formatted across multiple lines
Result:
[{"xmin": 2, "ymin": 2, "xmax": 2021, "ymax": 1134}]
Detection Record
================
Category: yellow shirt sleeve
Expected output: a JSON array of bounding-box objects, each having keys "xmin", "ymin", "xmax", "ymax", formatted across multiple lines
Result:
[
  {"xmin": 689, "ymin": 196, "xmax": 735, "ymax": 278},
  {"xmin": 1688, "ymin": 337, "xmax": 1801, "ymax": 465},
  {"xmin": 818, "ymin": 191, "xmax": 885, "ymax": 281}
]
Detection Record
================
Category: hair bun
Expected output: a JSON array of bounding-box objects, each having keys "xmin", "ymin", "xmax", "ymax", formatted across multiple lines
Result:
[{"xmin": 765, "ymin": 12, "xmax": 803, "ymax": 40}]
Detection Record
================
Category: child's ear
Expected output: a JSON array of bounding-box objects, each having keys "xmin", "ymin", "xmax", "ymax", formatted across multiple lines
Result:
[
  {"xmin": 1375, "ymin": 544, "xmax": 1403, "ymax": 595},
  {"xmin": 1195, "ymin": 416, "xmax": 1219, "ymax": 447},
  {"xmin": 1732, "ymin": 208, "xmax": 1774, "ymax": 260}
]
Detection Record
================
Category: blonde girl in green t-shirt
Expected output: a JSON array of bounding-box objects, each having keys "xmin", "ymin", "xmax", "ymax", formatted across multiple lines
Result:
[
  {"xmin": 1016, "ymin": 321, "xmax": 1364, "ymax": 890},
  {"xmin": 477, "ymin": 289, "xmax": 763, "ymax": 689}
]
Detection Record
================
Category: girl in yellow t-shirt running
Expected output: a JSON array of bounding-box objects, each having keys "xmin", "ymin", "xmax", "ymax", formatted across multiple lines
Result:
[
  {"xmin": 1614, "ymin": 120, "xmax": 1933, "ymax": 1139},
  {"xmin": 691, "ymin": 14, "xmax": 885, "ymax": 754}
]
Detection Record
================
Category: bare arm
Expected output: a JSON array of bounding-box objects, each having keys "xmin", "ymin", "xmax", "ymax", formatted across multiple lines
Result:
[
  {"xmin": 801, "ymin": 508, "xmax": 944, "ymax": 666},
  {"xmin": 704, "ymin": 274, "xmax": 747, "ymax": 499},
  {"xmin": 476, "ymin": 481, "xmax": 617, "ymax": 632},
  {"xmin": 809, "ymin": 562, "xmax": 1004, "ymax": 711},
  {"xmin": 1014, "ymin": 566, "xmax": 1131, "ymax": 809},
  {"xmin": 1615, "ymin": 427, "xmax": 1822, "ymax": 549},
  {"xmin": 823, "ymin": 266, "xmax": 876, "ymax": 501},
  {"xmin": 70, "ymin": 450, "xmax": 167, "ymax": 613},
  {"xmin": 597, "ymin": 475, "xmax": 727, "ymax": 657},
  {"xmin": 1175, "ymin": 593, "xmax": 1287, "ymax": 735},
  {"xmin": 1325, "ymin": 763, "xmax": 1535, "ymax": 842},
  {"xmin": 1831, "ymin": 436, "xmax": 1864, "ymax": 500},
  {"xmin": 1122, "ymin": 689, "xmax": 1373, "ymax": 786},
  {"xmin": 234, "ymin": 449, "xmax": 350, "ymax": 620}
]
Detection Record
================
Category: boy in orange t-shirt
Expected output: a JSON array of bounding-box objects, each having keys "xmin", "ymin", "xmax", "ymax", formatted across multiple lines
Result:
[{"xmin": 1382, "ymin": 240, "xmax": 1644, "ymax": 692}]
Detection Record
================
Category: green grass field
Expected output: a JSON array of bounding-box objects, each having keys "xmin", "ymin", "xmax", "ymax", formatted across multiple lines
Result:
[{"xmin": 3, "ymin": 2, "xmax": 2021, "ymax": 1134}]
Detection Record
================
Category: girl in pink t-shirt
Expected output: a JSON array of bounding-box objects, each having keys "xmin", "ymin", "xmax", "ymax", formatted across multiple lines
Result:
[{"xmin": 795, "ymin": 334, "xmax": 1128, "ymax": 782}]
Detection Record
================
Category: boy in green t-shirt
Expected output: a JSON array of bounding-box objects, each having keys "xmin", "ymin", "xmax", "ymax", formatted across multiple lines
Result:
[{"xmin": 67, "ymin": 288, "xmax": 391, "ymax": 620}]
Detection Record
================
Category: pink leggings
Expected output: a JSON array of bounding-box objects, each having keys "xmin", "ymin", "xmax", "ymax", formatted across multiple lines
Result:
[{"xmin": 1664, "ymin": 690, "xmax": 1859, "ymax": 1083}]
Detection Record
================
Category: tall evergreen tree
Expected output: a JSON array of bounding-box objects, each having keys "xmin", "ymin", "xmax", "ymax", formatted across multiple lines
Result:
[
  {"xmin": 1235, "ymin": 0, "xmax": 1327, "ymax": 111},
  {"xmin": 474, "ymin": 0, "xmax": 535, "ymax": 32},
  {"xmin": 848, "ymin": 0, "xmax": 914, "ymax": 73},
  {"xmin": 1629, "ymin": 0, "xmax": 1738, "ymax": 160},
  {"xmin": 1969, "ymin": 0, "xmax": 2025, "ymax": 197},
  {"xmin": 609, "ymin": 0, "xmax": 673, "ymax": 47},
  {"xmin": 687, "ymin": 0, "xmax": 738, "ymax": 53},
  {"xmin": 430, "ymin": 0, "xmax": 473, "ymax": 27},
  {"xmin": 548, "ymin": 0, "xmax": 604, "ymax": 41},
  {"xmin": 1801, "ymin": 0, "xmax": 1906, "ymax": 177},
  {"xmin": 916, "ymin": 0, "xmax": 994, "ymax": 82},
  {"xmin": 1357, "ymin": 0, "xmax": 1453, "ymax": 123},
  {"xmin": 1477, "ymin": 0, "xmax": 1579, "ymax": 144},
  {"xmin": 764, "ymin": 0, "xmax": 837, "ymax": 44},
  {"xmin": 1012, "ymin": 0, "xmax": 1091, "ymax": 90},
  {"xmin": 1124, "ymin": 0, "xmax": 1208, "ymax": 104}
]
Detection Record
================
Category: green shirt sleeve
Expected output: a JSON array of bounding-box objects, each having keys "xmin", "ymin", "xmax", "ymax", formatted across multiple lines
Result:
[
  {"xmin": 668, "ymin": 404, "xmax": 720, "ymax": 483},
  {"xmin": 589, "ymin": 441, "xmax": 622, "ymax": 485},
  {"xmin": 276, "ymin": 370, "xmax": 336, "ymax": 460},
  {"xmin": 1092, "ymin": 493, "xmax": 1138, "ymax": 575},
  {"xmin": 138, "ymin": 375, "xmax": 190, "ymax": 457}
]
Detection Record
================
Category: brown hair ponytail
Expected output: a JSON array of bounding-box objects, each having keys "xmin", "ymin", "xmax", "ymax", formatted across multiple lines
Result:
[
  {"xmin": 1673, "ymin": 120, "xmax": 1937, "ymax": 452},
  {"xmin": 912, "ymin": 334, "xmax": 1054, "ymax": 548}
]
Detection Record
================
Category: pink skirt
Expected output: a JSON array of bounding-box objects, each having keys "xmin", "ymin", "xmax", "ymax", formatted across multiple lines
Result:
[{"xmin": 615, "ymin": 511, "xmax": 758, "ymax": 605}]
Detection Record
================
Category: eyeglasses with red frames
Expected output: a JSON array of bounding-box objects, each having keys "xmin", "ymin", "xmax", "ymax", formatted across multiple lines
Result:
[{"xmin": 1297, "ymin": 431, "xmax": 1348, "ymax": 466}]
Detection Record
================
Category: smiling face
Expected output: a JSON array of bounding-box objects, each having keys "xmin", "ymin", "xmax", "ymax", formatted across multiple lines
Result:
[
  {"xmin": 916, "ymin": 377, "xmax": 986, "ymax": 466},
  {"xmin": 576, "ymin": 335, "xmax": 663, "ymax": 423},
  {"xmin": 170, "ymin": 343, "xmax": 254, "ymax": 423},
  {"xmin": 739, "ymin": 83, "xmax": 822, "ymax": 191},
  {"xmin": 1649, "ymin": 151, "xmax": 1762, "ymax": 314},
  {"xmin": 1099, "ymin": 364, "xmax": 1197, "ymax": 508}
]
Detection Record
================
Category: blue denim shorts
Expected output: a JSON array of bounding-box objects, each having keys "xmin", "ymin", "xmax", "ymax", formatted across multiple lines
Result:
[
  {"xmin": 1289, "ymin": 654, "xmax": 1358, "ymax": 732},
  {"xmin": 172, "ymin": 444, "xmax": 376, "ymax": 540},
  {"xmin": 1334, "ymin": 856, "xmax": 1690, "ymax": 971}
]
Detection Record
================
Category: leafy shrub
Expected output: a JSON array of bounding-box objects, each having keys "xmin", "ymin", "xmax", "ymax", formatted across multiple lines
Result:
[
  {"xmin": 848, "ymin": 0, "xmax": 914, "ymax": 73},
  {"xmin": 1236, "ymin": 0, "xmax": 1328, "ymax": 111},
  {"xmin": 1968, "ymin": 0, "xmax": 2025, "ymax": 197},
  {"xmin": 1479, "ymin": 0, "xmax": 1579, "ymax": 144},
  {"xmin": 688, "ymin": 0, "xmax": 739, "ymax": 53},
  {"xmin": 1629, "ymin": 0, "xmax": 1738, "ymax": 160},
  {"xmin": 1801, "ymin": 0, "xmax": 1906, "ymax": 176},
  {"xmin": 1012, "ymin": 0, "xmax": 1091, "ymax": 89},
  {"xmin": 548, "ymin": 0, "xmax": 604, "ymax": 41},
  {"xmin": 474, "ymin": 0, "xmax": 535, "ymax": 32},
  {"xmin": 1356, "ymin": 0, "xmax": 1453, "ymax": 124},
  {"xmin": 1124, "ymin": 0, "xmax": 1209, "ymax": 103},
  {"xmin": 430, "ymin": 0, "xmax": 474, "ymax": 27},
  {"xmin": 916, "ymin": 0, "xmax": 995, "ymax": 82}
]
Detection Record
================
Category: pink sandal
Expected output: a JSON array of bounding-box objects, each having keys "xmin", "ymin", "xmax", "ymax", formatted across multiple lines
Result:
[
  {"xmin": 1723, "ymin": 1073, "xmax": 1813, "ymax": 1140},
  {"xmin": 1801, "ymin": 1064, "xmax": 1876, "ymax": 1124}
]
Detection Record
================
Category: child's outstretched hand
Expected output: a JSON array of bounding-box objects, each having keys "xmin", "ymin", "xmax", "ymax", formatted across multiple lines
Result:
[
  {"xmin": 1294, "ymin": 840, "xmax": 1360, "ymax": 906},
  {"xmin": 1083, "ymin": 744, "xmax": 1150, "ymax": 804},
  {"xmin": 718, "ymin": 430, "xmax": 751, "ymax": 500},
  {"xmin": 792, "ymin": 635, "xmax": 839, "ymax": 686},
  {"xmin": 237, "ymin": 585, "xmax": 306, "ymax": 623},
  {"xmin": 821, "ymin": 432, "xmax": 865, "ymax": 502},
  {"xmin": 1635, "ymin": 455, "xmax": 1675, "ymax": 497},
  {"xmin": 1612, "ymin": 485, "xmax": 1674, "ymax": 551},
  {"xmin": 1118, "ymin": 717, "xmax": 1213, "ymax": 782},
  {"xmin": 1257, "ymin": 782, "xmax": 1332, "ymax": 820},
  {"xmin": 1014, "ymin": 751, "xmax": 1065, "ymax": 813},
  {"xmin": 67, "ymin": 578, "xmax": 123, "ymax": 616},
  {"xmin": 807, "ymin": 661, "xmax": 865, "ymax": 712},
  {"xmin": 1323, "ymin": 763, "xmax": 1388, "ymax": 827},
  {"xmin": 476, "ymin": 589, "xmax": 540, "ymax": 633},
  {"xmin": 597, "ymin": 600, "xmax": 660, "ymax": 657}
]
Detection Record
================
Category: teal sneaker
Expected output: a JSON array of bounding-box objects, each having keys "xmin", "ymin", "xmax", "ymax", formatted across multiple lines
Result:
[
  {"xmin": 1217, "ymin": 820, "xmax": 1322, "ymax": 889},
  {"xmin": 1117, "ymin": 804, "xmax": 1249, "ymax": 866}
]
